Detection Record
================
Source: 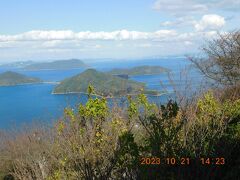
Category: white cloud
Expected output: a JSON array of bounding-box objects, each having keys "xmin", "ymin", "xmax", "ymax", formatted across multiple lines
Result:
[
  {"xmin": 0, "ymin": 28, "xmax": 227, "ymax": 61},
  {"xmin": 184, "ymin": 41, "xmax": 193, "ymax": 46},
  {"xmin": 195, "ymin": 14, "xmax": 225, "ymax": 31},
  {"xmin": 161, "ymin": 21, "xmax": 173, "ymax": 26},
  {"xmin": 161, "ymin": 16, "xmax": 196, "ymax": 27},
  {"xmin": 0, "ymin": 29, "xmax": 222, "ymax": 48},
  {"xmin": 202, "ymin": 31, "xmax": 218, "ymax": 38},
  {"xmin": 94, "ymin": 44, "xmax": 102, "ymax": 49},
  {"xmin": 135, "ymin": 43, "xmax": 153, "ymax": 48},
  {"xmin": 41, "ymin": 40, "xmax": 62, "ymax": 48},
  {"xmin": 153, "ymin": 0, "xmax": 208, "ymax": 15},
  {"xmin": 208, "ymin": 0, "xmax": 240, "ymax": 11},
  {"xmin": 153, "ymin": 0, "xmax": 240, "ymax": 15},
  {"xmin": 0, "ymin": 29, "xmax": 177, "ymax": 42}
]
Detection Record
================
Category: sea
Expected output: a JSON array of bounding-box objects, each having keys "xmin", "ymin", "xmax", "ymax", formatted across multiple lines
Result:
[{"xmin": 0, "ymin": 58, "xmax": 205, "ymax": 129}]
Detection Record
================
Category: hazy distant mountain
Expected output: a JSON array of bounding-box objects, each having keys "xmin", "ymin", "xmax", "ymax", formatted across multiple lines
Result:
[
  {"xmin": 24, "ymin": 59, "xmax": 88, "ymax": 70},
  {"xmin": 53, "ymin": 69, "xmax": 156, "ymax": 96},
  {"xmin": 0, "ymin": 61, "xmax": 34, "ymax": 68},
  {"xmin": 0, "ymin": 71, "xmax": 42, "ymax": 86},
  {"xmin": 108, "ymin": 65, "xmax": 169, "ymax": 76}
]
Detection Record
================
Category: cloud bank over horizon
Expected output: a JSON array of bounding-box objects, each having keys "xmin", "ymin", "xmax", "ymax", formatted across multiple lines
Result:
[
  {"xmin": 0, "ymin": 0, "xmax": 239, "ymax": 62},
  {"xmin": 0, "ymin": 28, "xmax": 220, "ymax": 61}
]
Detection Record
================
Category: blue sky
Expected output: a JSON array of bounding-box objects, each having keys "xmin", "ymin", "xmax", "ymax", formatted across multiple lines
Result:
[{"xmin": 0, "ymin": 0, "xmax": 239, "ymax": 62}]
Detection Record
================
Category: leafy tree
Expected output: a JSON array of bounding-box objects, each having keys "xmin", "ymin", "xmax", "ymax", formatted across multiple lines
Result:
[{"xmin": 189, "ymin": 30, "xmax": 240, "ymax": 86}]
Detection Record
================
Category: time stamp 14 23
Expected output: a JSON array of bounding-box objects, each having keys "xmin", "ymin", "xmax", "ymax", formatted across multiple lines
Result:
[{"xmin": 140, "ymin": 157, "xmax": 225, "ymax": 165}]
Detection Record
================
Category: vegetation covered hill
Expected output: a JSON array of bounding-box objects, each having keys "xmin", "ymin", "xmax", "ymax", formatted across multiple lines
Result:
[
  {"xmin": 53, "ymin": 69, "xmax": 153, "ymax": 96},
  {"xmin": 0, "ymin": 71, "xmax": 42, "ymax": 86},
  {"xmin": 108, "ymin": 65, "xmax": 169, "ymax": 76},
  {"xmin": 24, "ymin": 59, "xmax": 87, "ymax": 70}
]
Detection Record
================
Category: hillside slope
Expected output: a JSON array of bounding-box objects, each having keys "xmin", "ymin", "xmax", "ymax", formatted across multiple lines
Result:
[
  {"xmin": 24, "ymin": 59, "xmax": 87, "ymax": 70},
  {"xmin": 0, "ymin": 71, "xmax": 42, "ymax": 86},
  {"xmin": 108, "ymin": 65, "xmax": 169, "ymax": 76},
  {"xmin": 53, "ymin": 69, "xmax": 147, "ymax": 96}
]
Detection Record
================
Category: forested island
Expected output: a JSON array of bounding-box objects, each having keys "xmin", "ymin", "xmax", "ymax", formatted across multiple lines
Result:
[
  {"xmin": 108, "ymin": 65, "xmax": 169, "ymax": 76},
  {"xmin": 0, "ymin": 71, "xmax": 42, "ymax": 86},
  {"xmin": 24, "ymin": 59, "xmax": 88, "ymax": 70},
  {"xmin": 53, "ymin": 69, "xmax": 158, "ymax": 96}
]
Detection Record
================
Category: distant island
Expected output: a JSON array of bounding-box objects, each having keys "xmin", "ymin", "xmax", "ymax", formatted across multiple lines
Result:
[
  {"xmin": 0, "ymin": 71, "xmax": 42, "ymax": 86},
  {"xmin": 53, "ymin": 69, "xmax": 159, "ymax": 96},
  {"xmin": 108, "ymin": 65, "xmax": 169, "ymax": 76},
  {"xmin": 24, "ymin": 59, "xmax": 88, "ymax": 70}
]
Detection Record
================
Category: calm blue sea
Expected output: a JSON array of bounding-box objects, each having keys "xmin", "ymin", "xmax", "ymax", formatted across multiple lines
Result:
[{"xmin": 0, "ymin": 58, "xmax": 204, "ymax": 129}]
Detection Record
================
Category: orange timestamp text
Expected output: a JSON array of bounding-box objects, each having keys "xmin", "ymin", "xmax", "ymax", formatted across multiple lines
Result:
[{"xmin": 140, "ymin": 157, "xmax": 225, "ymax": 165}]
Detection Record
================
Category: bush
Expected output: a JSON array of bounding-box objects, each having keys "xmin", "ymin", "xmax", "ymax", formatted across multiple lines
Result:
[{"xmin": 0, "ymin": 87, "xmax": 240, "ymax": 179}]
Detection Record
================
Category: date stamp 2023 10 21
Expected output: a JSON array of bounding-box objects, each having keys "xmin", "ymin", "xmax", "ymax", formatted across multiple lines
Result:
[{"xmin": 140, "ymin": 157, "xmax": 225, "ymax": 166}]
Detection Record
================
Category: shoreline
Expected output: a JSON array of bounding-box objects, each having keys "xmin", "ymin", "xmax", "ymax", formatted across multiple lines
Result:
[
  {"xmin": 22, "ymin": 67, "xmax": 89, "ymax": 71},
  {"xmin": 0, "ymin": 83, "xmax": 169, "ymax": 98},
  {"xmin": 52, "ymin": 91, "xmax": 169, "ymax": 98},
  {"xmin": 111, "ymin": 72, "xmax": 170, "ymax": 77},
  {"xmin": 0, "ymin": 81, "xmax": 60, "ymax": 87}
]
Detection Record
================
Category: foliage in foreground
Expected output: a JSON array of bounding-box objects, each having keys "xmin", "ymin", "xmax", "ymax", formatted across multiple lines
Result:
[{"xmin": 0, "ymin": 86, "xmax": 240, "ymax": 180}]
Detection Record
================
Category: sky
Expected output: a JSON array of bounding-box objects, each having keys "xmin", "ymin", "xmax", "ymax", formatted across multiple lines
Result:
[{"xmin": 0, "ymin": 0, "xmax": 239, "ymax": 62}]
